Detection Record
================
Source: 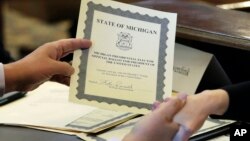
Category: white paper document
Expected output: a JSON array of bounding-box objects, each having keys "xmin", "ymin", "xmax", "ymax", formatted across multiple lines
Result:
[
  {"xmin": 77, "ymin": 117, "xmax": 140, "ymax": 141},
  {"xmin": 77, "ymin": 116, "xmax": 234, "ymax": 141},
  {"xmin": 192, "ymin": 118, "xmax": 234, "ymax": 136},
  {"xmin": 70, "ymin": 0, "xmax": 177, "ymax": 114},
  {"xmin": 0, "ymin": 82, "xmax": 138, "ymax": 133},
  {"xmin": 173, "ymin": 43, "xmax": 213, "ymax": 94},
  {"xmin": 173, "ymin": 43, "xmax": 231, "ymax": 95},
  {"xmin": 208, "ymin": 135, "xmax": 229, "ymax": 141}
]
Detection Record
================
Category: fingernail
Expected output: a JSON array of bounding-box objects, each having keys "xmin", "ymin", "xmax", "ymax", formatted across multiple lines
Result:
[
  {"xmin": 164, "ymin": 97, "xmax": 170, "ymax": 102},
  {"xmin": 152, "ymin": 101, "xmax": 161, "ymax": 111},
  {"xmin": 178, "ymin": 93, "xmax": 188, "ymax": 100}
]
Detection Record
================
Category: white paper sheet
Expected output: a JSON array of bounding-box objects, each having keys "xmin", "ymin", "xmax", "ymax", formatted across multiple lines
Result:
[
  {"xmin": 173, "ymin": 43, "xmax": 213, "ymax": 94},
  {"xmin": 0, "ymin": 82, "xmax": 137, "ymax": 133},
  {"xmin": 77, "ymin": 116, "xmax": 234, "ymax": 141}
]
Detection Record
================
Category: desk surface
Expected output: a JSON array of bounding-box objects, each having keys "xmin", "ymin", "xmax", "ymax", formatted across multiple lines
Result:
[
  {"xmin": 0, "ymin": 124, "xmax": 230, "ymax": 141},
  {"xmin": 135, "ymin": 0, "xmax": 250, "ymax": 51},
  {"xmin": 0, "ymin": 125, "xmax": 83, "ymax": 141}
]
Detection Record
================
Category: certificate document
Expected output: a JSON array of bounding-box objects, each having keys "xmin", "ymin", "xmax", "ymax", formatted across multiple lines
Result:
[{"xmin": 70, "ymin": 0, "xmax": 177, "ymax": 114}]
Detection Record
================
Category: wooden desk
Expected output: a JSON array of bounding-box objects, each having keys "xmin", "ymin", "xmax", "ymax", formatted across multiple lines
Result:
[
  {"xmin": 6, "ymin": 0, "xmax": 143, "ymax": 23},
  {"xmin": 135, "ymin": 0, "xmax": 250, "ymax": 51},
  {"xmin": 135, "ymin": 0, "xmax": 250, "ymax": 85},
  {"xmin": 0, "ymin": 125, "xmax": 82, "ymax": 141}
]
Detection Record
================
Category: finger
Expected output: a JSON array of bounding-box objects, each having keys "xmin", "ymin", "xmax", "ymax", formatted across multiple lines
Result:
[
  {"xmin": 177, "ymin": 93, "xmax": 188, "ymax": 100},
  {"xmin": 157, "ymin": 98, "xmax": 186, "ymax": 120},
  {"xmin": 50, "ymin": 75, "xmax": 70, "ymax": 86},
  {"xmin": 169, "ymin": 122, "xmax": 182, "ymax": 140},
  {"xmin": 173, "ymin": 125, "xmax": 192, "ymax": 141},
  {"xmin": 61, "ymin": 77, "xmax": 70, "ymax": 86},
  {"xmin": 54, "ymin": 38, "xmax": 92, "ymax": 57},
  {"xmin": 163, "ymin": 97, "xmax": 170, "ymax": 102},
  {"xmin": 152, "ymin": 101, "xmax": 161, "ymax": 111},
  {"xmin": 51, "ymin": 61, "xmax": 74, "ymax": 76}
]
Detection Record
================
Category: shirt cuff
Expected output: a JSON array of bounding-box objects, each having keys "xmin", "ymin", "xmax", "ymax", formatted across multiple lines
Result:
[{"xmin": 0, "ymin": 63, "xmax": 5, "ymax": 97}]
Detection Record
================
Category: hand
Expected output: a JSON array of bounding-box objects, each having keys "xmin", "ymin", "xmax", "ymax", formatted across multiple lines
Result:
[
  {"xmin": 123, "ymin": 96, "xmax": 186, "ymax": 141},
  {"xmin": 173, "ymin": 90, "xmax": 229, "ymax": 141},
  {"xmin": 172, "ymin": 93, "xmax": 209, "ymax": 141},
  {"xmin": 4, "ymin": 38, "xmax": 91, "ymax": 92}
]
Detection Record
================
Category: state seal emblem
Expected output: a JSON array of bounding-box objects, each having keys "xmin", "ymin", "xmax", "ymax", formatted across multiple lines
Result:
[{"xmin": 116, "ymin": 32, "xmax": 133, "ymax": 51}]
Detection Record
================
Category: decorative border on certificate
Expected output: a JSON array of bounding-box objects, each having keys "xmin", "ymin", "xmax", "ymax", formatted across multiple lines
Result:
[{"xmin": 76, "ymin": 1, "xmax": 169, "ymax": 110}]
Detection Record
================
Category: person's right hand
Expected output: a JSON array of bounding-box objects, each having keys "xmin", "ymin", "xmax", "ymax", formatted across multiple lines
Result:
[
  {"xmin": 173, "ymin": 90, "xmax": 230, "ymax": 141},
  {"xmin": 4, "ymin": 38, "xmax": 91, "ymax": 92},
  {"xmin": 123, "ymin": 96, "xmax": 186, "ymax": 141}
]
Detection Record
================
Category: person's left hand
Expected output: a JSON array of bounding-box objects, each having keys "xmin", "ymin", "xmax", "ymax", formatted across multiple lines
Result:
[
  {"xmin": 123, "ymin": 96, "xmax": 186, "ymax": 141},
  {"xmin": 4, "ymin": 38, "xmax": 91, "ymax": 92}
]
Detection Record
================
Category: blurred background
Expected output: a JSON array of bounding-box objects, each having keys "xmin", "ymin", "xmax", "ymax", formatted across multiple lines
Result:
[{"xmin": 0, "ymin": 0, "xmax": 249, "ymax": 60}]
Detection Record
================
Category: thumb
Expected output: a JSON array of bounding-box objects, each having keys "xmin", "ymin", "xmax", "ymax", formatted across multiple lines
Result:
[
  {"xmin": 51, "ymin": 61, "xmax": 74, "ymax": 76},
  {"xmin": 173, "ymin": 125, "xmax": 192, "ymax": 141}
]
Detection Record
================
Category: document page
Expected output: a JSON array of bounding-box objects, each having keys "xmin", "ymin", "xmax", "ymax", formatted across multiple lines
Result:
[
  {"xmin": 77, "ymin": 117, "xmax": 234, "ymax": 141},
  {"xmin": 0, "ymin": 82, "xmax": 138, "ymax": 133},
  {"xmin": 70, "ymin": 0, "xmax": 177, "ymax": 114},
  {"xmin": 173, "ymin": 43, "xmax": 213, "ymax": 94}
]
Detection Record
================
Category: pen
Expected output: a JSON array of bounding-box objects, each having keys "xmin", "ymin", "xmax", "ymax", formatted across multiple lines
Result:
[{"xmin": 0, "ymin": 91, "xmax": 26, "ymax": 106}]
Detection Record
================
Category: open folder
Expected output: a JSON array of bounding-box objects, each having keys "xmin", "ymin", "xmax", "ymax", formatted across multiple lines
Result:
[
  {"xmin": 77, "ymin": 116, "xmax": 235, "ymax": 141},
  {"xmin": 173, "ymin": 43, "xmax": 232, "ymax": 95},
  {"xmin": 0, "ymin": 82, "xmax": 139, "ymax": 134}
]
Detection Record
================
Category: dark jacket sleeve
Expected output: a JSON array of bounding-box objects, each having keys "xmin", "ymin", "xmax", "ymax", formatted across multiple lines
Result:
[
  {"xmin": 210, "ymin": 81, "xmax": 250, "ymax": 122},
  {"xmin": 0, "ymin": 42, "xmax": 14, "ymax": 63}
]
